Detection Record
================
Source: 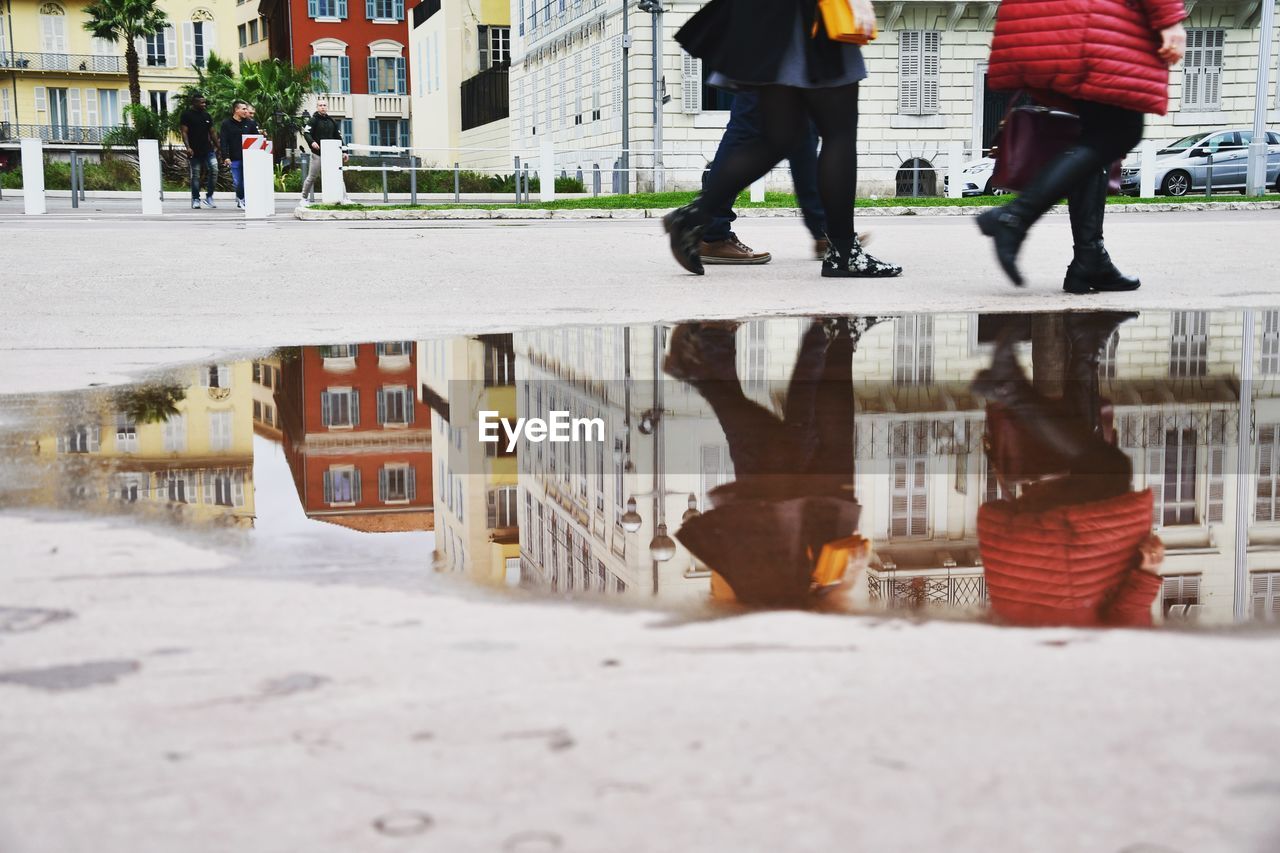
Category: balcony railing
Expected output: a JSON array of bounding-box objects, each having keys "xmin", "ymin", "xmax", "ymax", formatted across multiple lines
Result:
[
  {"xmin": 0, "ymin": 123, "xmax": 121, "ymax": 144},
  {"xmin": 371, "ymin": 94, "xmax": 408, "ymax": 117},
  {"xmin": 412, "ymin": 0, "xmax": 441, "ymax": 27},
  {"xmin": 308, "ymin": 93, "xmax": 350, "ymax": 115},
  {"xmin": 0, "ymin": 52, "xmax": 125, "ymax": 74},
  {"xmin": 460, "ymin": 66, "xmax": 508, "ymax": 132}
]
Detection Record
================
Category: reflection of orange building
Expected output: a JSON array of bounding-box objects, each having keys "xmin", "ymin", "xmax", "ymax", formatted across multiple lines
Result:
[{"xmin": 278, "ymin": 343, "xmax": 433, "ymax": 532}]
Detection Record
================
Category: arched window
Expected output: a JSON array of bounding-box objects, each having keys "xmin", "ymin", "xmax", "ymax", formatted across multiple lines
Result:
[
  {"xmin": 896, "ymin": 158, "xmax": 937, "ymax": 198},
  {"xmin": 310, "ymin": 39, "xmax": 350, "ymax": 94},
  {"xmin": 39, "ymin": 4, "xmax": 68, "ymax": 60},
  {"xmin": 367, "ymin": 40, "xmax": 405, "ymax": 95},
  {"xmin": 184, "ymin": 10, "xmax": 218, "ymax": 68}
]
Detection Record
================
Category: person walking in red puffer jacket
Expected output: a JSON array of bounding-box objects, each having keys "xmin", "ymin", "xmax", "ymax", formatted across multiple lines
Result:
[{"xmin": 977, "ymin": 0, "xmax": 1188, "ymax": 292}]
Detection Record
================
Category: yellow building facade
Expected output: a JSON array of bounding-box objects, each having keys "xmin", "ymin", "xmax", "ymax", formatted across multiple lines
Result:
[{"xmin": 1, "ymin": 0, "xmax": 239, "ymax": 143}]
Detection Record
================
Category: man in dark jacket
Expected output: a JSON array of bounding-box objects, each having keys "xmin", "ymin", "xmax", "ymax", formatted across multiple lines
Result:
[
  {"xmin": 299, "ymin": 100, "xmax": 348, "ymax": 205},
  {"xmin": 219, "ymin": 100, "xmax": 260, "ymax": 209}
]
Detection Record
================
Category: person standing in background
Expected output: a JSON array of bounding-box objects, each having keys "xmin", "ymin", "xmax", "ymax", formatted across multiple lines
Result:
[
  {"xmin": 219, "ymin": 100, "xmax": 260, "ymax": 210},
  {"xmin": 179, "ymin": 93, "xmax": 219, "ymax": 210},
  {"xmin": 299, "ymin": 100, "xmax": 349, "ymax": 206}
]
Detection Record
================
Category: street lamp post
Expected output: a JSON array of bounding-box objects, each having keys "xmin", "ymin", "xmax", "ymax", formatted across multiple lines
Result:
[
  {"xmin": 1246, "ymin": 0, "xmax": 1276, "ymax": 195},
  {"xmin": 637, "ymin": 0, "xmax": 664, "ymax": 192}
]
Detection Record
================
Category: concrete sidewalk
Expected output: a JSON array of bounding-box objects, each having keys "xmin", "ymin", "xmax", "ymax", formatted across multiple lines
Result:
[{"xmin": 1, "ymin": 207, "xmax": 1275, "ymax": 356}]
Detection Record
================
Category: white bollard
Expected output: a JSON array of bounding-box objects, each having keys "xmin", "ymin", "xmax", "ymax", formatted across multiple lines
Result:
[
  {"xmin": 242, "ymin": 148, "xmax": 274, "ymax": 219},
  {"xmin": 750, "ymin": 177, "xmax": 765, "ymax": 203},
  {"xmin": 20, "ymin": 138, "xmax": 45, "ymax": 215},
  {"xmin": 138, "ymin": 138, "xmax": 162, "ymax": 215},
  {"xmin": 539, "ymin": 138, "xmax": 556, "ymax": 203},
  {"xmin": 320, "ymin": 139, "xmax": 344, "ymax": 204},
  {"xmin": 1139, "ymin": 139, "xmax": 1157, "ymax": 198},
  {"xmin": 946, "ymin": 141, "xmax": 966, "ymax": 199}
]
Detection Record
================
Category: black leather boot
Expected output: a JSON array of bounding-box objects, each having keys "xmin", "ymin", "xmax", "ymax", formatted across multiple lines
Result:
[
  {"xmin": 662, "ymin": 202, "xmax": 709, "ymax": 275},
  {"xmin": 1063, "ymin": 311, "xmax": 1137, "ymax": 434},
  {"xmin": 1063, "ymin": 170, "xmax": 1141, "ymax": 294},
  {"xmin": 976, "ymin": 146, "xmax": 1106, "ymax": 288}
]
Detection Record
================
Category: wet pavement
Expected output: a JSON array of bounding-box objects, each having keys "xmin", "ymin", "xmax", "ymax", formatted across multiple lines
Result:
[{"xmin": 4, "ymin": 308, "xmax": 1280, "ymax": 852}]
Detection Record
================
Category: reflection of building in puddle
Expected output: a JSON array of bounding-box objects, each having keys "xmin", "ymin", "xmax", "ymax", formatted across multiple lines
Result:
[
  {"xmin": 512, "ymin": 325, "xmax": 753, "ymax": 602},
  {"xmin": 278, "ymin": 344, "xmax": 433, "ymax": 535},
  {"xmin": 16, "ymin": 362, "xmax": 256, "ymax": 527},
  {"xmin": 844, "ymin": 311, "xmax": 1280, "ymax": 625},
  {"xmin": 417, "ymin": 335, "xmax": 521, "ymax": 585},
  {"xmin": 252, "ymin": 356, "xmax": 283, "ymax": 443}
]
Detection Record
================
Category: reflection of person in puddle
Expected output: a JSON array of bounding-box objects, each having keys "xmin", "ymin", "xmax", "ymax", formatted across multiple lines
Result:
[
  {"xmin": 971, "ymin": 312, "xmax": 1165, "ymax": 627},
  {"xmin": 664, "ymin": 318, "xmax": 874, "ymax": 607}
]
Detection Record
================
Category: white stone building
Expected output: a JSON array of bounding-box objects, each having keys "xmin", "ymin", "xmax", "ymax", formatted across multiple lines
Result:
[{"xmin": 506, "ymin": 0, "xmax": 1280, "ymax": 193}]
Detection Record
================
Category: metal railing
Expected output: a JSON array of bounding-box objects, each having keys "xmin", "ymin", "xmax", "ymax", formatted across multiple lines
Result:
[
  {"xmin": 460, "ymin": 67, "xmax": 508, "ymax": 132},
  {"xmin": 0, "ymin": 51, "xmax": 125, "ymax": 73},
  {"xmin": 0, "ymin": 123, "xmax": 120, "ymax": 144}
]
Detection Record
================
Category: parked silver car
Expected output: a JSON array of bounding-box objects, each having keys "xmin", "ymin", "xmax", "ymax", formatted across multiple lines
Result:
[{"xmin": 1120, "ymin": 129, "xmax": 1280, "ymax": 196}]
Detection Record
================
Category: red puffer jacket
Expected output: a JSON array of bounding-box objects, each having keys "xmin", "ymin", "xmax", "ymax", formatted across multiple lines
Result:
[
  {"xmin": 978, "ymin": 489, "xmax": 1161, "ymax": 627},
  {"xmin": 987, "ymin": 0, "xmax": 1188, "ymax": 115}
]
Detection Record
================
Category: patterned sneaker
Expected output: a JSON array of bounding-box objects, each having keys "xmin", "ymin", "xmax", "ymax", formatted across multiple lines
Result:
[
  {"xmin": 202, "ymin": 197, "xmax": 216, "ymax": 208},
  {"xmin": 700, "ymin": 234, "xmax": 771, "ymax": 265},
  {"xmin": 821, "ymin": 236, "xmax": 902, "ymax": 278},
  {"xmin": 662, "ymin": 204, "xmax": 707, "ymax": 275},
  {"xmin": 815, "ymin": 232, "xmax": 870, "ymax": 259}
]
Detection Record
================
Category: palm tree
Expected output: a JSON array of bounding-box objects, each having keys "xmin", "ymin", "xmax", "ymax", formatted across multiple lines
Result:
[
  {"xmin": 114, "ymin": 384, "xmax": 187, "ymax": 425},
  {"xmin": 235, "ymin": 58, "xmax": 323, "ymax": 143},
  {"xmin": 82, "ymin": 0, "xmax": 169, "ymax": 107}
]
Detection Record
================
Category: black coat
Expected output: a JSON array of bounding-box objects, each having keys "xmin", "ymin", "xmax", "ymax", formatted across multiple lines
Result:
[{"xmin": 675, "ymin": 0, "xmax": 849, "ymax": 86}]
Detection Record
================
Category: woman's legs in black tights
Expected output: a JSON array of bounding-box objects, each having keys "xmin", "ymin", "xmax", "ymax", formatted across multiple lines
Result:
[{"xmin": 978, "ymin": 99, "xmax": 1145, "ymax": 287}]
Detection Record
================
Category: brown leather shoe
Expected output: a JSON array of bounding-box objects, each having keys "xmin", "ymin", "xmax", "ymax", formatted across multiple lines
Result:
[{"xmin": 699, "ymin": 234, "xmax": 771, "ymax": 265}]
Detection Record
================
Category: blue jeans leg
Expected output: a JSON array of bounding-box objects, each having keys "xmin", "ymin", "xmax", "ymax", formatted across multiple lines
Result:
[
  {"xmin": 788, "ymin": 124, "xmax": 826, "ymax": 239},
  {"xmin": 202, "ymin": 153, "xmax": 217, "ymax": 198},
  {"xmin": 702, "ymin": 92, "xmax": 764, "ymax": 243},
  {"xmin": 189, "ymin": 157, "xmax": 201, "ymax": 199},
  {"xmin": 230, "ymin": 161, "xmax": 244, "ymax": 201}
]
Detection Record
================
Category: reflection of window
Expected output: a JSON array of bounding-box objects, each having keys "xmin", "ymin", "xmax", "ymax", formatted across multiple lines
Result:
[
  {"xmin": 894, "ymin": 315, "xmax": 934, "ymax": 385},
  {"xmin": 162, "ymin": 414, "xmax": 186, "ymax": 451},
  {"xmin": 699, "ymin": 444, "xmax": 734, "ymax": 513},
  {"xmin": 1252, "ymin": 572, "xmax": 1280, "ymax": 621},
  {"xmin": 1169, "ymin": 311, "xmax": 1208, "ymax": 378},
  {"xmin": 205, "ymin": 469, "xmax": 245, "ymax": 507},
  {"xmin": 488, "ymin": 486, "xmax": 518, "ymax": 528},
  {"xmin": 57, "ymin": 424, "xmax": 100, "ymax": 453},
  {"xmin": 320, "ymin": 388, "xmax": 359, "ymax": 427},
  {"xmin": 377, "ymin": 385, "xmax": 412, "ymax": 425},
  {"xmin": 1161, "ymin": 575, "xmax": 1201, "ymax": 614},
  {"xmin": 209, "ymin": 410, "xmax": 233, "ymax": 450},
  {"xmin": 379, "ymin": 464, "xmax": 414, "ymax": 502},
  {"xmin": 1099, "ymin": 329, "xmax": 1120, "ymax": 379},
  {"xmin": 320, "ymin": 344, "xmax": 357, "ymax": 360},
  {"xmin": 479, "ymin": 25, "xmax": 510, "ymax": 69},
  {"xmin": 162, "ymin": 470, "xmax": 195, "ymax": 503},
  {"xmin": 376, "ymin": 340, "xmax": 411, "ymax": 357},
  {"xmin": 483, "ymin": 337, "xmax": 515, "ymax": 387},
  {"xmin": 1257, "ymin": 424, "xmax": 1280, "ymax": 522},
  {"xmin": 323, "ymin": 466, "xmax": 360, "ymax": 504},
  {"xmin": 115, "ymin": 413, "xmax": 138, "ymax": 452},
  {"xmin": 1151, "ymin": 428, "xmax": 1198, "ymax": 526},
  {"xmin": 890, "ymin": 421, "xmax": 929, "ymax": 538},
  {"xmin": 202, "ymin": 364, "xmax": 230, "ymax": 388},
  {"xmin": 1262, "ymin": 311, "xmax": 1280, "ymax": 375}
]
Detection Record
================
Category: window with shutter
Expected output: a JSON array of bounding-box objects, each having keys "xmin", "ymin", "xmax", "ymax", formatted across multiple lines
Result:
[
  {"xmin": 1251, "ymin": 572, "xmax": 1280, "ymax": 620},
  {"xmin": 1161, "ymin": 575, "xmax": 1201, "ymax": 613},
  {"xmin": 67, "ymin": 88, "xmax": 80, "ymax": 126},
  {"xmin": 899, "ymin": 31, "xmax": 921, "ymax": 114},
  {"xmin": 893, "ymin": 315, "xmax": 935, "ymax": 385},
  {"xmin": 1257, "ymin": 424, "xmax": 1280, "ymax": 522},
  {"xmin": 890, "ymin": 421, "xmax": 930, "ymax": 538},
  {"xmin": 921, "ymin": 31, "xmax": 941, "ymax": 114},
  {"xmin": 1183, "ymin": 29, "xmax": 1225, "ymax": 111},
  {"xmin": 1169, "ymin": 311, "xmax": 1208, "ymax": 377},
  {"xmin": 1206, "ymin": 411, "xmax": 1225, "ymax": 524},
  {"xmin": 1262, "ymin": 311, "xmax": 1280, "ymax": 375},
  {"xmin": 34, "ymin": 86, "xmax": 47, "ymax": 112},
  {"xmin": 682, "ymin": 52, "xmax": 702, "ymax": 114}
]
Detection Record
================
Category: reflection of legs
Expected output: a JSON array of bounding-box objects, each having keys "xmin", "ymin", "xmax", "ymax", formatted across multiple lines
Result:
[
  {"xmin": 973, "ymin": 331, "xmax": 1130, "ymax": 497},
  {"xmin": 1063, "ymin": 311, "xmax": 1137, "ymax": 436},
  {"xmin": 782, "ymin": 320, "xmax": 855, "ymax": 493}
]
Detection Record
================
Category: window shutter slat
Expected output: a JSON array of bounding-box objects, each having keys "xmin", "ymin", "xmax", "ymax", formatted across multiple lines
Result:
[
  {"xmin": 377, "ymin": 388, "xmax": 386, "ymax": 424},
  {"xmin": 165, "ymin": 26, "xmax": 176, "ymax": 68},
  {"xmin": 351, "ymin": 390, "xmax": 360, "ymax": 425},
  {"xmin": 323, "ymin": 470, "xmax": 333, "ymax": 503},
  {"xmin": 408, "ymin": 466, "xmax": 416, "ymax": 500},
  {"xmin": 321, "ymin": 391, "xmax": 331, "ymax": 426},
  {"xmin": 396, "ymin": 57, "xmax": 407, "ymax": 95},
  {"xmin": 340, "ymin": 56, "xmax": 351, "ymax": 93},
  {"xmin": 366, "ymin": 0, "xmax": 375, "ymax": 19},
  {"xmin": 182, "ymin": 21, "xmax": 193, "ymax": 67},
  {"xmin": 394, "ymin": 0, "xmax": 404, "ymax": 21},
  {"xmin": 379, "ymin": 468, "xmax": 387, "ymax": 501},
  {"xmin": 682, "ymin": 51, "xmax": 701, "ymax": 114},
  {"xmin": 368, "ymin": 56, "xmax": 377, "ymax": 93},
  {"xmin": 308, "ymin": 0, "xmax": 318, "ymax": 17}
]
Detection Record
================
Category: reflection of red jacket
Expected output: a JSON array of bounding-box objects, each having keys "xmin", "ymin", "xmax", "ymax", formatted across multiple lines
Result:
[
  {"xmin": 978, "ymin": 489, "xmax": 1161, "ymax": 627},
  {"xmin": 988, "ymin": 0, "xmax": 1187, "ymax": 115}
]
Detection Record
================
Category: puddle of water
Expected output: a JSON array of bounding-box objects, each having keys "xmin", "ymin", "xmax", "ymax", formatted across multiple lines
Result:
[{"xmin": 3, "ymin": 310, "xmax": 1280, "ymax": 631}]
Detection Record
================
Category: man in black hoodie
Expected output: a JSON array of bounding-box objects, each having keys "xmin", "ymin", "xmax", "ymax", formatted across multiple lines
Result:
[
  {"xmin": 299, "ymin": 99, "xmax": 348, "ymax": 205},
  {"xmin": 219, "ymin": 100, "xmax": 260, "ymax": 209}
]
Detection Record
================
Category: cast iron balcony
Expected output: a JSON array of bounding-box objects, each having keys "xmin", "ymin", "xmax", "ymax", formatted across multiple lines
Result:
[{"xmin": 0, "ymin": 52, "xmax": 126, "ymax": 74}]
